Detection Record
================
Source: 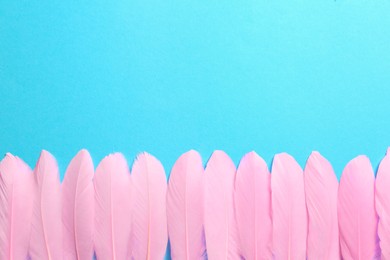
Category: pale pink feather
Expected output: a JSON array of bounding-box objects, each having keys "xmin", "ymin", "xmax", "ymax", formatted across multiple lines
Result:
[
  {"xmin": 29, "ymin": 150, "xmax": 62, "ymax": 260},
  {"xmin": 304, "ymin": 151, "xmax": 340, "ymax": 260},
  {"xmin": 204, "ymin": 150, "xmax": 241, "ymax": 260},
  {"xmin": 271, "ymin": 153, "xmax": 307, "ymax": 260},
  {"xmin": 131, "ymin": 152, "xmax": 168, "ymax": 260},
  {"xmin": 376, "ymin": 148, "xmax": 390, "ymax": 259},
  {"xmin": 167, "ymin": 150, "xmax": 206, "ymax": 260},
  {"xmin": 234, "ymin": 151, "xmax": 272, "ymax": 260},
  {"xmin": 62, "ymin": 149, "xmax": 94, "ymax": 260},
  {"xmin": 338, "ymin": 155, "xmax": 380, "ymax": 259},
  {"xmin": 0, "ymin": 153, "xmax": 34, "ymax": 260},
  {"xmin": 234, "ymin": 151, "xmax": 272, "ymax": 259},
  {"xmin": 94, "ymin": 153, "xmax": 132, "ymax": 260}
]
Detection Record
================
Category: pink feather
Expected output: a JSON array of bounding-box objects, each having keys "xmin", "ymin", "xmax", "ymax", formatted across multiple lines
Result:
[
  {"xmin": 131, "ymin": 152, "xmax": 168, "ymax": 260},
  {"xmin": 94, "ymin": 153, "xmax": 132, "ymax": 260},
  {"xmin": 167, "ymin": 150, "xmax": 206, "ymax": 260},
  {"xmin": 29, "ymin": 150, "xmax": 62, "ymax": 260},
  {"xmin": 338, "ymin": 155, "xmax": 380, "ymax": 259},
  {"xmin": 0, "ymin": 153, "xmax": 34, "ymax": 260},
  {"xmin": 204, "ymin": 150, "xmax": 241, "ymax": 260},
  {"xmin": 304, "ymin": 151, "xmax": 340, "ymax": 260},
  {"xmin": 62, "ymin": 149, "xmax": 94, "ymax": 260},
  {"xmin": 376, "ymin": 148, "xmax": 390, "ymax": 259},
  {"xmin": 234, "ymin": 151, "xmax": 272, "ymax": 260},
  {"xmin": 271, "ymin": 153, "xmax": 307, "ymax": 260}
]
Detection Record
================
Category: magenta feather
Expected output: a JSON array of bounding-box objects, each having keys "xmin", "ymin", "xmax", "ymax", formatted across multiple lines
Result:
[
  {"xmin": 167, "ymin": 150, "xmax": 206, "ymax": 259},
  {"xmin": 131, "ymin": 152, "xmax": 168, "ymax": 260},
  {"xmin": 376, "ymin": 148, "xmax": 390, "ymax": 259},
  {"xmin": 0, "ymin": 153, "xmax": 34, "ymax": 260},
  {"xmin": 94, "ymin": 153, "xmax": 132, "ymax": 260},
  {"xmin": 204, "ymin": 150, "xmax": 240, "ymax": 260},
  {"xmin": 234, "ymin": 151, "xmax": 272, "ymax": 260},
  {"xmin": 338, "ymin": 155, "xmax": 380, "ymax": 259},
  {"xmin": 62, "ymin": 149, "xmax": 94, "ymax": 260},
  {"xmin": 271, "ymin": 153, "xmax": 307, "ymax": 260},
  {"xmin": 29, "ymin": 150, "xmax": 62, "ymax": 260},
  {"xmin": 304, "ymin": 151, "xmax": 340, "ymax": 260}
]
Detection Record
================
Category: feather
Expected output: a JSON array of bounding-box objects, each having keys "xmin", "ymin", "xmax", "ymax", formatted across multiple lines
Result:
[
  {"xmin": 376, "ymin": 148, "xmax": 390, "ymax": 259},
  {"xmin": 204, "ymin": 150, "xmax": 240, "ymax": 260},
  {"xmin": 0, "ymin": 153, "xmax": 35, "ymax": 260},
  {"xmin": 62, "ymin": 149, "xmax": 94, "ymax": 260},
  {"xmin": 94, "ymin": 153, "xmax": 132, "ymax": 260},
  {"xmin": 131, "ymin": 152, "xmax": 168, "ymax": 260},
  {"xmin": 167, "ymin": 150, "xmax": 206, "ymax": 260},
  {"xmin": 304, "ymin": 151, "xmax": 340, "ymax": 260},
  {"xmin": 338, "ymin": 155, "xmax": 380, "ymax": 259},
  {"xmin": 234, "ymin": 151, "xmax": 272, "ymax": 260},
  {"xmin": 29, "ymin": 150, "xmax": 62, "ymax": 260},
  {"xmin": 271, "ymin": 152, "xmax": 307, "ymax": 260}
]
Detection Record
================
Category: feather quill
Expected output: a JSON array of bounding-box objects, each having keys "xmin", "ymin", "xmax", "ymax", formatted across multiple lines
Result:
[
  {"xmin": 204, "ymin": 150, "xmax": 240, "ymax": 260},
  {"xmin": 304, "ymin": 151, "xmax": 339, "ymax": 260},
  {"xmin": 338, "ymin": 155, "xmax": 380, "ymax": 259},
  {"xmin": 376, "ymin": 148, "xmax": 390, "ymax": 259},
  {"xmin": 0, "ymin": 153, "xmax": 34, "ymax": 260},
  {"xmin": 131, "ymin": 152, "xmax": 168, "ymax": 260},
  {"xmin": 94, "ymin": 153, "xmax": 132, "ymax": 260},
  {"xmin": 29, "ymin": 150, "xmax": 62, "ymax": 260},
  {"xmin": 167, "ymin": 150, "xmax": 206, "ymax": 259},
  {"xmin": 234, "ymin": 151, "xmax": 272, "ymax": 260},
  {"xmin": 62, "ymin": 149, "xmax": 94, "ymax": 260},
  {"xmin": 271, "ymin": 153, "xmax": 307, "ymax": 260}
]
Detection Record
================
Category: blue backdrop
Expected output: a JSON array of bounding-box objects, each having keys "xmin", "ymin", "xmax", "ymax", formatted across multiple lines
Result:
[{"xmin": 1, "ymin": 1, "xmax": 390, "ymax": 179}]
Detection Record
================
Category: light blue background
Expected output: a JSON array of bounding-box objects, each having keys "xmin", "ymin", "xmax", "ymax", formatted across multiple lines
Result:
[
  {"xmin": 1, "ymin": 2, "xmax": 390, "ymax": 180},
  {"xmin": 1, "ymin": 1, "xmax": 390, "ymax": 259}
]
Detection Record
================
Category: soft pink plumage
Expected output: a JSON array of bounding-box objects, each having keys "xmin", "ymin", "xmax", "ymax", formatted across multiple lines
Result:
[
  {"xmin": 0, "ymin": 153, "xmax": 34, "ymax": 260},
  {"xmin": 304, "ymin": 151, "xmax": 339, "ymax": 260},
  {"xmin": 167, "ymin": 150, "xmax": 206, "ymax": 260},
  {"xmin": 204, "ymin": 150, "xmax": 240, "ymax": 260},
  {"xmin": 271, "ymin": 153, "xmax": 307, "ymax": 260},
  {"xmin": 338, "ymin": 155, "xmax": 380, "ymax": 259},
  {"xmin": 29, "ymin": 150, "xmax": 62, "ymax": 260},
  {"xmin": 234, "ymin": 151, "xmax": 272, "ymax": 260},
  {"xmin": 94, "ymin": 153, "xmax": 132, "ymax": 260},
  {"xmin": 62, "ymin": 149, "xmax": 94, "ymax": 260},
  {"xmin": 376, "ymin": 148, "xmax": 390, "ymax": 259},
  {"xmin": 131, "ymin": 152, "xmax": 168, "ymax": 260}
]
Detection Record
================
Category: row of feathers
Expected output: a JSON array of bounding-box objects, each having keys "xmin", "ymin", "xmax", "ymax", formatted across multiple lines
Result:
[{"xmin": 0, "ymin": 148, "xmax": 389, "ymax": 260}]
